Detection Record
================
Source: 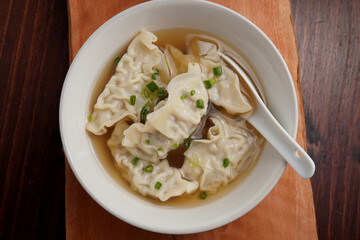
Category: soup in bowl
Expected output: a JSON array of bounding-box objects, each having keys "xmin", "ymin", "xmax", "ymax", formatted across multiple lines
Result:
[{"xmin": 60, "ymin": 0, "xmax": 297, "ymax": 234}]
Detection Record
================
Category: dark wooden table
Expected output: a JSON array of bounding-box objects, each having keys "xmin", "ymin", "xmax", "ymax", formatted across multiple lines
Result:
[{"xmin": 0, "ymin": 0, "xmax": 358, "ymax": 239}]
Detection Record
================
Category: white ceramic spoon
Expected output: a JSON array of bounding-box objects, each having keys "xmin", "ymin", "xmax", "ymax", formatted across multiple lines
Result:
[{"xmin": 219, "ymin": 52, "xmax": 315, "ymax": 179}]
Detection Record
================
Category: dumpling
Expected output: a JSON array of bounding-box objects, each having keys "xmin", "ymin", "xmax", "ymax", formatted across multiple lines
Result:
[
  {"xmin": 147, "ymin": 63, "xmax": 208, "ymax": 140},
  {"xmin": 181, "ymin": 114, "xmax": 263, "ymax": 193},
  {"xmin": 189, "ymin": 38, "xmax": 252, "ymax": 114},
  {"xmin": 86, "ymin": 30, "xmax": 169, "ymax": 135},
  {"xmin": 121, "ymin": 121, "xmax": 174, "ymax": 163},
  {"xmin": 122, "ymin": 63, "xmax": 208, "ymax": 162},
  {"xmin": 165, "ymin": 37, "xmax": 252, "ymax": 115},
  {"xmin": 108, "ymin": 120, "xmax": 198, "ymax": 201}
]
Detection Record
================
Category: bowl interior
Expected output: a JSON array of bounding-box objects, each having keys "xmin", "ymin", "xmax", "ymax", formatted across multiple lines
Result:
[{"xmin": 60, "ymin": 0, "xmax": 297, "ymax": 234}]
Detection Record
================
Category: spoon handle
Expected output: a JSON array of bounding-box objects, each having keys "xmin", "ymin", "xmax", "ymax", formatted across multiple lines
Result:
[
  {"xmin": 219, "ymin": 52, "xmax": 315, "ymax": 179},
  {"xmin": 248, "ymin": 105, "xmax": 315, "ymax": 179}
]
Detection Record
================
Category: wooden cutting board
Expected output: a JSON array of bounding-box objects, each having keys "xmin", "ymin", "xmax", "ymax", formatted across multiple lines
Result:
[{"xmin": 65, "ymin": 0, "xmax": 318, "ymax": 239}]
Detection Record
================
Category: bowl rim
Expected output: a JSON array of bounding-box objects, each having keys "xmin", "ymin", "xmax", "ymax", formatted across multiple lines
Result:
[{"xmin": 60, "ymin": 0, "xmax": 298, "ymax": 234}]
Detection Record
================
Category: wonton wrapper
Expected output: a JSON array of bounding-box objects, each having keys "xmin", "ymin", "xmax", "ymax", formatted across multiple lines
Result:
[
  {"xmin": 86, "ymin": 30, "xmax": 169, "ymax": 135},
  {"xmin": 147, "ymin": 63, "xmax": 208, "ymax": 139},
  {"xmin": 181, "ymin": 114, "xmax": 263, "ymax": 193},
  {"xmin": 122, "ymin": 63, "xmax": 208, "ymax": 162},
  {"xmin": 108, "ymin": 120, "xmax": 198, "ymax": 201},
  {"xmin": 165, "ymin": 38, "xmax": 252, "ymax": 115}
]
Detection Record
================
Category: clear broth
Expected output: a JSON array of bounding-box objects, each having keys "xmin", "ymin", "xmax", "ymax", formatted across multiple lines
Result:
[{"xmin": 88, "ymin": 28, "xmax": 265, "ymax": 207}]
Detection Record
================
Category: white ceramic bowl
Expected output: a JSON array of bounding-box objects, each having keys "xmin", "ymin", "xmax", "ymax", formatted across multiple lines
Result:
[{"xmin": 60, "ymin": 0, "xmax": 297, "ymax": 234}]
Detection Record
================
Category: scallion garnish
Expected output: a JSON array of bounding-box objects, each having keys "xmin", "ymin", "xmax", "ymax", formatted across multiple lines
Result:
[
  {"xmin": 151, "ymin": 74, "xmax": 158, "ymax": 80},
  {"xmin": 149, "ymin": 91, "xmax": 157, "ymax": 100},
  {"xmin": 140, "ymin": 107, "xmax": 149, "ymax": 122},
  {"xmin": 196, "ymin": 99, "xmax": 205, "ymax": 109},
  {"xmin": 203, "ymin": 80, "xmax": 212, "ymax": 89},
  {"xmin": 115, "ymin": 56, "xmax": 121, "ymax": 64},
  {"xmin": 132, "ymin": 157, "xmax": 139, "ymax": 165},
  {"xmin": 130, "ymin": 95, "xmax": 136, "ymax": 106},
  {"xmin": 190, "ymin": 90, "xmax": 195, "ymax": 96},
  {"xmin": 157, "ymin": 87, "xmax": 166, "ymax": 99},
  {"xmin": 142, "ymin": 88, "xmax": 151, "ymax": 98},
  {"xmin": 199, "ymin": 191, "xmax": 207, "ymax": 200},
  {"xmin": 87, "ymin": 115, "xmax": 92, "ymax": 121},
  {"xmin": 145, "ymin": 100, "xmax": 152, "ymax": 107},
  {"xmin": 183, "ymin": 137, "xmax": 191, "ymax": 149},
  {"xmin": 154, "ymin": 181, "xmax": 162, "ymax": 190},
  {"xmin": 151, "ymin": 69, "xmax": 159, "ymax": 80},
  {"xmin": 213, "ymin": 66, "xmax": 223, "ymax": 76},
  {"xmin": 144, "ymin": 164, "xmax": 154, "ymax": 173},
  {"xmin": 180, "ymin": 95, "xmax": 186, "ymax": 100},
  {"xmin": 223, "ymin": 158, "xmax": 230, "ymax": 168},
  {"xmin": 157, "ymin": 147, "xmax": 162, "ymax": 151},
  {"xmin": 145, "ymin": 139, "xmax": 151, "ymax": 144},
  {"xmin": 173, "ymin": 143, "xmax": 179, "ymax": 149},
  {"xmin": 146, "ymin": 81, "xmax": 159, "ymax": 93},
  {"xmin": 209, "ymin": 78, "xmax": 217, "ymax": 84}
]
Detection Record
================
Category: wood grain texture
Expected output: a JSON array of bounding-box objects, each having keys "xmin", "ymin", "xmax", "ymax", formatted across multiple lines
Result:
[
  {"xmin": 291, "ymin": 0, "xmax": 360, "ymax": 239},
  {"xmin": 65, "ymin": 0, "xmax": 317, "ymax": 239},
  {"xmin": 0, "ymin": 0, "xmax": 68, "ymax": 239}
]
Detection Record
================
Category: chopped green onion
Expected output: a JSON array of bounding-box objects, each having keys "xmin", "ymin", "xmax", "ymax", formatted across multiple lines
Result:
[
  {"xmin": 180, "ymin": 95, "xmax": 186, "ymax": 100},
  {"xmin": 140, "ymin": 107, "xmax": 149, "ymax": 122},
  {"xmin": 130, "ymin": 95, "xmax": 136, "ymax": 106},
  {"xmin": 196, "ymin": 99, "xmax": 205, "ymax": 109},
  {"xmin": 188, "ymin": 157, "xmax": 199, "ymax": 168},
  {"xmin": 145, "ymin": 100, "xmax": 152, "ymax": 107},
  {"xmin": 223, "ymin": 158, "xmax": 230, "ymax": 168},
  {"xmin": 144, "ymin": 164, "xmax": 154, "ymax": 173},
  {"xmin": 115, "ymin": 56, "xmax": 121, "ymax": 64},
  {"xmin": 145, "ymin": 139, "xmax": 151, "ymax": 144},
  {"xmin": 151, "ymin": 74, "xmax": 158, "ymax": 80},
  {"xmin": 146, "ymin": 81, "xmax": 159, "ymax": 93},
  {"xmin": 151, "ymin": 73, "xmax": 159, "ymax": 80},
  {"xmin": 151, "ymin": 69, "xmax": 160, "ymax": 80},
  {"xmin": 213, "ymin": 66, "xmax": 223, "ymax": 75},
  {"xmin": 154, "ymin": 181, "xmax": 162, "ymax": 190},
  {"xmin": 149, "ymin": 92, "xmax": 157, "ymax": 100},
  {"xmin": 132, "ymin": 157, "xmax": 139, "ymax": 165},
  {"xmin": 203, "ymin": 80, "xmax": 212, "ymax": 89},
  {"xmin": 173, "ymin": 143, "xmax": 179, "ymax": 149},
  {"xmin": 87, "ymin": 115, "xmax": 92, "ymax": 121},
  {"xmin": 142, "ymin": 87, "xmax": 151, "ymax": 98},
  {"xmin": 199, "ymin": 191, "xmax": 207, "ymax": 200},
  {"xmin": 157, "ymin": 87, "xmax": 166, "ymax": 98},
  {"xmin": 183, "ymin": 137, "xmax": 191, "ymax": 149},
  {"xmin": 157, "ymin": 147, "xmax": 162, "ymax": 151},
  {"xmin": 190, "ymin": 90, "xmax": 195, "ymax": 96},
  {"xmin": 209, "ymin": 78, "xmax": 217, "ymax": 84}
]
